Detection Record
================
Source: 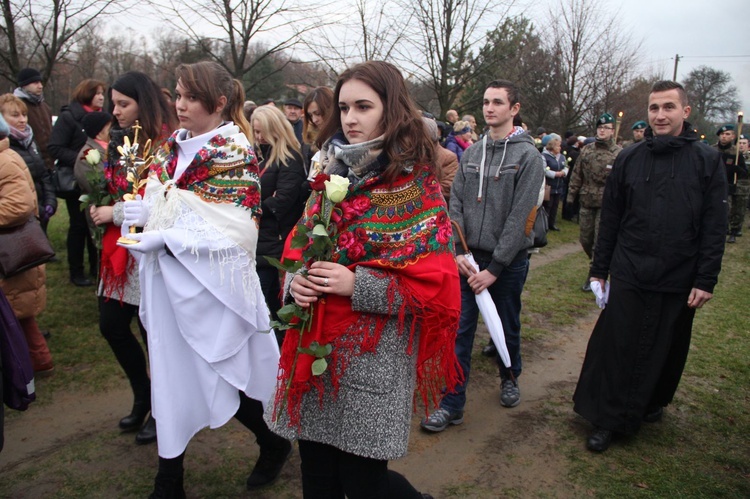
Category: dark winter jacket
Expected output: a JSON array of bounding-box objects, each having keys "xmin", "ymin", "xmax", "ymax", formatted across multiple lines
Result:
[
  {"xmin": 591, "ymin": 123, "xmax": 727, "ymax": 293},
  {"xmin": 14, "ymin": 88, "xmax": 54, "ymax": 170},
  {"xmin": 8, "ymin": 135, "xmax": 57, "ymax": 214},
  {"xmin": 542, "ymin": 149, "xmax": 567, "ymax": 194},
  {"xmin": 47, "ymin": 101, "xmax": 89, "ymax": 171},
  {"xmin": 256, "ymin": 144, "xmax": 307, "ymax": 266},
  {"xmin": 712, "ymin": 142, "xmax": 748, "ymax": 195}
]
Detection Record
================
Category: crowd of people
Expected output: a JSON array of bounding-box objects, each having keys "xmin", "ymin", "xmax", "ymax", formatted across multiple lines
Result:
[{"xmin": 0, "ymin": 58, "xmax": 743, "ymax": 497}]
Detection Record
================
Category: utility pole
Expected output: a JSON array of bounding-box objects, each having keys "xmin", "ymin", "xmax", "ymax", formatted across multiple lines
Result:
[{"xmin": 672, "ymin": 54, "xmax": 680, "ymax": 81}]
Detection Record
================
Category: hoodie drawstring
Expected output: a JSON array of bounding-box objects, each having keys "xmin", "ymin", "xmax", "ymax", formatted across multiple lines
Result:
[
  {"xmin": 477, "ymin": 135, "xmax": 509, "ymax": 202},
  {"xmin": 477, "ymin": 135, "xmax": 487, "ymax": 202}
]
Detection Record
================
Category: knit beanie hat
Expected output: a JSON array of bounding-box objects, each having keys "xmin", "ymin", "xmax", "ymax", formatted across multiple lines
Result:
[
  {"xmin": 17, "ymin": 68, "xmax": 42, "ymax": 87},
  {"xmin": 542, "ymin": 133, "xmax": 561, "ymax": 148},
  {"xmin": 0, "ymin": 113, "xmax": 9, "ymax": 138},
  {"xmin": 82, "ymin": 112, "xmax": 113, "ymax": 139}
]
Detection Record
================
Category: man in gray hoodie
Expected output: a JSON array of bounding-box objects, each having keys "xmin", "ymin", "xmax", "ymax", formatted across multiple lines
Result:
[{"xmin": 421, "ymin": 80, "xmax": 545, "ymax": 432}]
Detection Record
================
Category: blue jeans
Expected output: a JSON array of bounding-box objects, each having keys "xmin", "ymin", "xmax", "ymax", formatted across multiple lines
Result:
[{"xmin": 440, "ymin": 254, "xmax": 529, "ymax": 414}]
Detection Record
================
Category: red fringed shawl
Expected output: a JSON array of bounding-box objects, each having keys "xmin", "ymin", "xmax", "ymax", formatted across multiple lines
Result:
[{"xmin": 275, "ymin": 165, "xmax": 462, "ymax": 428}]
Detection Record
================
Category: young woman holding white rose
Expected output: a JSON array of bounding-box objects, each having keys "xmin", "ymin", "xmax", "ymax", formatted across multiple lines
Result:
[{"xmin": 266, "ymin": 60, "xmax": 462, "ymax": 498}]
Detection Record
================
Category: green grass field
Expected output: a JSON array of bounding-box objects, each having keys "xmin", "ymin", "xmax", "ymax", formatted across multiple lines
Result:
[{"xmin": 2, "ymin": 205, "xmax": 748, "ymax": 497}]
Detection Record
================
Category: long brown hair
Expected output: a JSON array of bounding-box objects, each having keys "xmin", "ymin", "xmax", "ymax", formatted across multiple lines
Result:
[
  {"xmin": 174, "ymin": 61, "xmax": 252, "ymax": 139},
  {"xmin": 317, "ymin": 61, "xmax": 435, "ymax": 182},
  {"xmin": 302, "ymin": 86, "xmax": 334, "ymax": 147},
  {"xmin": 109, "ymin": 71, "xmax": 177, "ymax": 144}
]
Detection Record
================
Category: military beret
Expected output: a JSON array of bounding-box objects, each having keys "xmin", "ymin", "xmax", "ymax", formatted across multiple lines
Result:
[
  {"xmin": 597, "ymin": 113, "xmax": 615, "ymax": 126},
  {"xmin": 631, "ymin": 120, "xmax": 647, "ymax": 130},
  {"xmin": 716, "ymin": 124, "xmax": 735, "ymax": 135}
]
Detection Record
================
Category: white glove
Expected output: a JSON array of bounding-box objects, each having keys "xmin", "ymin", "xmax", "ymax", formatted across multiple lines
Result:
[
  {"xmin": 123, "ymin": 195, "xmax": 150, "ymax": 228},
  {"xmin": 117, "ymin": 231, "xmax": 165, "ymax": 254},
  {"xmin": 590, "ymin": 280, "xmax": 610, "ymax": 309}
]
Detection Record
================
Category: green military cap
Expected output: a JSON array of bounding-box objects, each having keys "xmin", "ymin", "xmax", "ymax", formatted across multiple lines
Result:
[
  {"xmin": 597, "ymin": 113, "xmax": 615, "ymax": 126},
  {"xmin": 631, "ymin": 120, "xmax": 647, "ymax": 130},
  {"xmin": 716, "ymin": 124, "xmax": 735, "ymax": 135}
]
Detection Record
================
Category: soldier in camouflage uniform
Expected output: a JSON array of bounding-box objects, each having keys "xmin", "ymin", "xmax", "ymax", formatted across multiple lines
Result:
[
  {"xmin": 622, "ymin": 120, "xmax": 647, "ymax": 148},
  {"xmin": 713, "ymin": 124, "xmax": 748, "ymax": 243},
  {"xmin": 567, "ymin": 113, "xmax": 622, "ymax": 290}
]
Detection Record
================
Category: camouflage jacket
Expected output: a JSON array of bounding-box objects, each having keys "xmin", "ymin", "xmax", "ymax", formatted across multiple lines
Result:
[
  {"xmin": 712, "ymin": 143, "xmax": 748, "ymax": 190},
  {"xmin": 567, "ymin": 139, "xmax": 621, "ymax": 208}
]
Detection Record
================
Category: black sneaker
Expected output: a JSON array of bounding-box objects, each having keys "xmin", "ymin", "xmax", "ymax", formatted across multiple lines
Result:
[{"xmin": 246, "ymin": 438, "xmax": 292, "ymax": 489}]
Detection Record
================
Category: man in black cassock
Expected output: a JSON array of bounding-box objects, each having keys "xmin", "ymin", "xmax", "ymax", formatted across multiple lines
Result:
[{"xmin": 573, "ymin": 81, "xmax": 728, "ymax": 452}]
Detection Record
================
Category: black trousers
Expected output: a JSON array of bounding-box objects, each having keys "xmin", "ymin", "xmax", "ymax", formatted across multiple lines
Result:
[
  {"xmin": 298, "ymin": 440, "xmax": 422, "ymax": 499},
  {"xmin": 257, "ymin": 265, "xmax": 284, "ymax": 345},
  {"xmin": 98, "ymin": 297, "xmax": 150, "ymax": 401},
  {"xmin": 65, "ymin": 196, "xmax": 97, "ymax": 277}
]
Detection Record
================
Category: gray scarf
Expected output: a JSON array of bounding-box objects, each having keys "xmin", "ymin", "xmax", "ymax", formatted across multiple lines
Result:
[
  {"xmin": 321, "ymin": 132, "xmax": 387, "ymax": 179},
  {"xmin": 14, "ymin": 87, "xmax": 44, "ymax": 105}
]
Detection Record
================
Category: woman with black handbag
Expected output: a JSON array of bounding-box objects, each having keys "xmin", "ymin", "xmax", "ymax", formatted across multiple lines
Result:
[
  {"xmin": 0, "ymin": 113, "xmax": 53, "ymax": 375},
  {"xmin": 48, "ymin": 78, "xmax": 106, "ymax": 287}
]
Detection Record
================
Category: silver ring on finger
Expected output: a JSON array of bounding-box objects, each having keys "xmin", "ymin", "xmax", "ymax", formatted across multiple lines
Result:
[{"xmin": 323, "ymin": 277, "xmax": 329, "ymax": 286}]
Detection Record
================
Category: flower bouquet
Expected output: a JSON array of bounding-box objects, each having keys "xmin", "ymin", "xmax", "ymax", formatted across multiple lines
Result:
[
  {"xmin": 78, "ymin": 148, "xmax": 112, "ymax": 248},
  {"xmin": 265, "ymin": 173, "xmax": 350, "ymax": 414}
]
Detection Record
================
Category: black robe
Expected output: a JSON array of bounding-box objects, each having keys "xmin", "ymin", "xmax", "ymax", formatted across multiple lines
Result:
[{"xmin": 573, "ymin": 123, "xmax": 727, "ymax": 434}]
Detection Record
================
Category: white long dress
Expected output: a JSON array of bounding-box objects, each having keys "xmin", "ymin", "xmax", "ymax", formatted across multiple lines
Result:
[{"xmin": 137, "ymin": 124, "xmax": 280, "ymax": 459}]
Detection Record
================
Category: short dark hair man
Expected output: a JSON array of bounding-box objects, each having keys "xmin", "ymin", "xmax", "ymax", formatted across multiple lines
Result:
[
  {"xmin": 573, "ymin": 81, "xmax": 728, "ymax": 452},
  {"xmin": 713, "ymin": 124, "xmax": 748, "ymax": 242},
  {"xmin": 421, "ymin": 80, "xmax": 544, "ymax": 432},
  {"xmin": 14, "ymin": 67, "xmax": 53, "ymax": 169},
  {"xmin": 283, "ymin": 98, "xmax": 303, "ymax": 145}
]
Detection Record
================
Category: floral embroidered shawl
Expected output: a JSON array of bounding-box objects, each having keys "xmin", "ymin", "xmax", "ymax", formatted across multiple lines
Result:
[{"xmin": 275, "ymin": 164, "xmax": 462, "ymax": 428}]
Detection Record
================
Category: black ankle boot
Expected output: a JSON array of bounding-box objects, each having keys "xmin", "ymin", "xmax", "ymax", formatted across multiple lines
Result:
[
  {"xmin": 136, "ymin": 413, "xmax": 157, "ymax": 445},
  {"xmin": 149, "ymin": 471, "xmax": 185, "ymax": 499},
  {"xmin": 246, "ymin": 437, "xmax": 292, "ymax": 489},
  {"xmin": 119, "ymin": 400, "xmax": 150, "ymax": 431}
]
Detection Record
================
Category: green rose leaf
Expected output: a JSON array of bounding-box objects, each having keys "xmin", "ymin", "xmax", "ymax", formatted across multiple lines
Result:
[
  {"xmin": 291, "ymin": 233, "xmax": 309, "ymax": 249},
  {"xmin": 311, "ymin": 358, "xmax": 328, "ymax": 376},
  {"xmin": 277, "ymin": 303, "xmax": 302, "ymax": 323}
]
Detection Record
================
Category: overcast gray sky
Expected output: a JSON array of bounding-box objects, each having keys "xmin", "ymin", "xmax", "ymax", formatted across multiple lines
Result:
[
  {"xmin": 534, "ymin": 0, "xmax": 750, "ymax": 124},
  {"xmin": 127, "ymin": 0, "xmax": 749, "ymax": 127}
]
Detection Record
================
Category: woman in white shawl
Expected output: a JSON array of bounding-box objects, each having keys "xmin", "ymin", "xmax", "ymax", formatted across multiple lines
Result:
[{"xmin": 119, "ymin": 61, "xmax": 291, "ymax": 498}]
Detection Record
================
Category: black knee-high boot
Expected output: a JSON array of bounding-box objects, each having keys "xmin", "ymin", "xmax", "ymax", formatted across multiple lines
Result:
[
  {"xmin": 234, "ymin": 392, "xmax": 292, "ymax": 489},
  {"xmin": 150, "ymin": 452, "xmax": 186, "ymax": 499}
]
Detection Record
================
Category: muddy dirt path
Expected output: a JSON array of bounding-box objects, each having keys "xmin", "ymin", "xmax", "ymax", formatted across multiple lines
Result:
[{"xmin": 2, "ymin": 242, "xmax": 598, "ymax": 497}]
